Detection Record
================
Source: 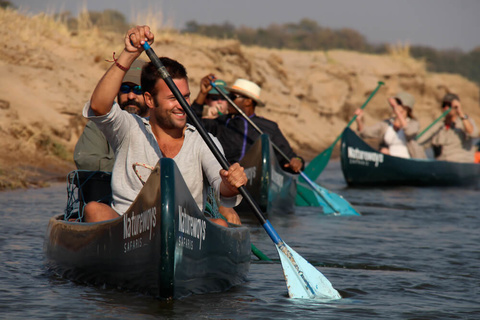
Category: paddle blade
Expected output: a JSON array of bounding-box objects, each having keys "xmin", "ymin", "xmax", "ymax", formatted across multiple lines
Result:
[
  {"xmin": 301, "ymin": 146, "xmax": 333, "ymax": 183},
  {"xmin": 275, "ymin": 242, "xmax": 341, "ymax": 300},
  {"xmin": 295, "ymin": 181, "xmax": 360, "ymax": 216},
  {"xmin": 295, "ymin": 183, "xmax": 335, "ymax": 214}
]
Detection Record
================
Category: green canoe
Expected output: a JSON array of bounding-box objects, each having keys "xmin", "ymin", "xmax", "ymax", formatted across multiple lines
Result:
[
  {"xmin": 44, "ymin": 158, "xmax": 251, "ymax": 299},
  {"xmin": 341, "ymin": 127, "xmax": 480, "ymax": 187}
]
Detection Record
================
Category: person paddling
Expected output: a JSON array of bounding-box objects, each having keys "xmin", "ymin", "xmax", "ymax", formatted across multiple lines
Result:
[
  {"xmin": 420, "ymin": 93, "xmax": 479, "ymax": 162},
  {"xmin": 191, "ymin": 76, "xmax": 304, "ymax": 173},
  {"xmin": 82, "ymin": 25, "xmax": 246, "ymax": 225},
  {"xmin": 354, "ymin": 92, "xmax": 425, "ymax": 159}
]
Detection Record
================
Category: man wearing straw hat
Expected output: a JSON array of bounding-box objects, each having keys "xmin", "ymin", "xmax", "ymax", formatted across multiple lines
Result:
[{"xmin": 193, "ymin": 76, "xmax": 304, "ymax": 173}]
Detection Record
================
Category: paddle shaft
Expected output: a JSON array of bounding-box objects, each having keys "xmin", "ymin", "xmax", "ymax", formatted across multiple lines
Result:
[
  {"xmin": 415, "ymin": 107, "xmax": 451, "ymax": 141},
  {"xmin": 142, "ymin": 43, "xmax": 280, "ymax": 231},
  {"xmin": 330, "ymin": 81, "xmax": 385, "ymax": 147},
  {"xmin": 211, "ymin": 81, "xmax": 342, "ymax": 213}
]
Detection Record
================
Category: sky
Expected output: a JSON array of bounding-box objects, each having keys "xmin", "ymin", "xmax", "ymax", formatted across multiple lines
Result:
[{"xmin": 10, "ymin": 0, "xmax": 480, "ymax": 52}]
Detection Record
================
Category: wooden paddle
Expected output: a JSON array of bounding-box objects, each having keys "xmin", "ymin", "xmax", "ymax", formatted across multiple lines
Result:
[
  {"xmin": 415, "ymin": 107, "xmax": 452, "ymax": 141},
  {"xmin": 143, "ymin": 42, "xmax": 341, "ymax": 300},
  {"xmin": 302, "ymin": 81, "xmax": 384, "ymax": 182},
  {"xmin": 210, "ymin": 80, "xmax": 359, "ymax": 216}
]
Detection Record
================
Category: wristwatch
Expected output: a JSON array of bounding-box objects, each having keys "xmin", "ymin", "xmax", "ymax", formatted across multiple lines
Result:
[{"xmin": 460, "ymin": 114, "xmax": 469, "ymax": 120}]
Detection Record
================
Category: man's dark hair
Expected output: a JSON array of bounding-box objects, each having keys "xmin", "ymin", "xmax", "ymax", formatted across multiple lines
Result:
[
  {"xmin": 141, "ymin": 57, "xmax": 188, "ymax": 96},
  {"xmin": 442, "ymin": 93, "xmax": 460, "ymax": 108}
]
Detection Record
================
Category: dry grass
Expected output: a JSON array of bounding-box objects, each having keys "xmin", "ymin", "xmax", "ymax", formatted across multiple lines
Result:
[
  {"xmin": 385, "ymin": 40, "xmax": 426, "ymax": 72},
  {"xmin": 2, "ymin": 7, "xmax": 70, "ymax": 44},
  {"xmin": 387, "ymin": 41, "xmax": 411, "ymax": 59}
]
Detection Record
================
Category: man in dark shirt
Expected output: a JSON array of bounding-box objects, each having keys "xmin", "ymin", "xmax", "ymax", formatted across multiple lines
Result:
[{"xmin": 192, "ymin": 75, "xmax": 304, "ymax": 173}]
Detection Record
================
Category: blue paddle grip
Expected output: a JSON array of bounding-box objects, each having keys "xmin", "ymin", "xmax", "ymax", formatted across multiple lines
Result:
[{"xmin": 263, "ymin": 220, "xmax": 282, "ymax": 244}]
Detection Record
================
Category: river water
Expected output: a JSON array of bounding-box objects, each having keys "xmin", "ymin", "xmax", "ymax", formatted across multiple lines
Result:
[{"xmin": 0, "ymin": 160, "xmax": 479, "ymax": 319}]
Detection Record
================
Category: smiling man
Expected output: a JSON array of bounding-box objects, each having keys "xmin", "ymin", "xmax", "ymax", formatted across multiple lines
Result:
[{"xmin": 82, "ymin": 25, "xmax": 246, "ymax": 224}]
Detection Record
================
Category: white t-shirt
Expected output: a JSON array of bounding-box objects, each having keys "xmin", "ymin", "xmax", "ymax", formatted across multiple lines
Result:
[
  {"xmin": 384, "ymin": 125, "xmax": 410, "ymax": 159},
  {"xmin": 84, "ymin": 101, "xmax": 241, "ymax": 214}
]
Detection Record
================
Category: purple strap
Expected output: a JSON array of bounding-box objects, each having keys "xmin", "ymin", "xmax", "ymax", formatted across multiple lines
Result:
[{"xmin": 226, "ymin": 114, "xmax": 256, "ymax": 161}]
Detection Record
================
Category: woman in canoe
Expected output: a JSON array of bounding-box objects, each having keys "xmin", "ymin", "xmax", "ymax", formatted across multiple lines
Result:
[{"xmin": 354, "ymin": 92, "xmax": 425, "ymax": 159}]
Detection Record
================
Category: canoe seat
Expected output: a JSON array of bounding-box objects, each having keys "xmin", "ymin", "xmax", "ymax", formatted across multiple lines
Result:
[{"xmin": 64, "ymin": 170, "xmax": 112, "ymax": 222}]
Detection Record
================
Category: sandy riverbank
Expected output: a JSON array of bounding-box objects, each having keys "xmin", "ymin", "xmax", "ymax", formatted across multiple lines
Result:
[{"xmin": 1, "ymin": 8, "xmax": 479, "ymax": 190}]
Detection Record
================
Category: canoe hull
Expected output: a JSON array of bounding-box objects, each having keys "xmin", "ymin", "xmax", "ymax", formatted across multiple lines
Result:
[
  {"xmin": 340, "ymin": 127, "xmax": 480, "ymax": 187},
  {"xmin": 44, "ymin": 158, "xmax": 251, "ymax": 299},
  {"xmin": 238, "ymin": 134, "xmax": 297, "ymax": 215}
]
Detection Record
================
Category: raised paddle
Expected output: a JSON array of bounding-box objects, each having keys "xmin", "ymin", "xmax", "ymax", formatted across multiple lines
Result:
[
  {"xmin": 210, "ymin": 80, "xmax": 359, "ymax": 216},
  {"xmin": 302, "ymin": 81, "xmax": 385, "ymax": 182},
  {"xmin": 415, "ymin": 107, "xmax": 452, "ymax": 141},
  {"xmin": 142, "ymin": 42, "xmax": 341, "ymax": 300}
]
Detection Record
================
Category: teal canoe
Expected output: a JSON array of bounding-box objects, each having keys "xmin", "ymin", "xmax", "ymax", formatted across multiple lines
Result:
[
  {"xmin": 237, "ymin": 134, "xmax": 297, "ymax": 215},
  {"xmin": 44, "ymin": 158, "xmax": 251, "ymax": 299},
  {"xmin": 340, "ymin": 127, "xmax": 480, "ymax": 187}
]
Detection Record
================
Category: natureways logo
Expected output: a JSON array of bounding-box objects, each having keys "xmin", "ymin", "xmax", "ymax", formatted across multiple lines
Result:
[
  {"xmin": 347, "ymin": 147, "xmax": 384, "ymax": 167},
  {"xmin": 244, "ymin": 166, "xmax": 256, "ymax": 186},
  {"xmin": 178, "ymin": 205, "xmax": 206, "ymax": 250}
]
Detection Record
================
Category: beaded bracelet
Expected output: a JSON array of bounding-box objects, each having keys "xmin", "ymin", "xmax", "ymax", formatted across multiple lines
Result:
[{"xmin": 108, "ymin": 52, "xmax": 128, "ymax": 72}]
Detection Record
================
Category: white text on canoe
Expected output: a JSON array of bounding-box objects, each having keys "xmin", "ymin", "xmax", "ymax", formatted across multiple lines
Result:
[
  {"xmin": 123, "ymin": 207, "xmax": 157, "ymax": 241},
  {"xmin": 178, "ymin": 205, "xmax": 206, "ymax": 250},
  {"xmin": 244, "ymin": 167, "xmax": 256, "ymax": 186},
  {"xmin": 347, "ymin": 147, "xmax": 384, "ymax": 167}
]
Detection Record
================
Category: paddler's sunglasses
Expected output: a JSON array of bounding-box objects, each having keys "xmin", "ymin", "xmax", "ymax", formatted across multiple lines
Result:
[
  {"xmin": 395, "ymin": 98, "xmax": 403, "ymax": 106},
  {"xmin": 120, "ymin": 84, "xmax": 142, "ymax": 95},
  {"xmin": 207, "ymin": 95, "xmax": 226, "ymax": 101},
  {"xmin": 228, "ymin": 93, "xmax": 245, "ymax": 100}
]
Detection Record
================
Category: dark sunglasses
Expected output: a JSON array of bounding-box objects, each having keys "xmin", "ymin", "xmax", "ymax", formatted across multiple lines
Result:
[
  {"xmin": 208, "ymin": 95, "xmax": 226, "ymax": 101},
  {"xmin": 395, "ymin": 98, "xmax": 403, "ymax": 106},
  {"xmin": 228, "ymin": 93, "xmax": 244, "ymax": 100},
  {"xmin": 120, "ymin": 84, "xmax": 142, "ymax": 95}
]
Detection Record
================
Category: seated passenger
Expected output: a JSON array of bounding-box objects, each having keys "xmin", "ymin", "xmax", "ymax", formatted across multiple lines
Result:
[
  {"xmin": 355, "ymin": 92, "xmax": 424, "ymax": 159},
  {"xmin": 74, "ymin": 59, "xmax": 148, "ymax": 172},
  {"xmin": 193, "ymin": 75, "xmax": 230, "ymax": 119},
  {"xmin": 192, "ymin": 76, "xmax": 304, "ymax": 173},
  {"xmin": 420, "ymin": 93, "xmax": 479, "ymax": 163}
]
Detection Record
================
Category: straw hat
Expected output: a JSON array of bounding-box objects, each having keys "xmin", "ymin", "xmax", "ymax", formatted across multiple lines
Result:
[{"xmin": 226, "ymin": 79, "xmax": 265, "ymax": 107}]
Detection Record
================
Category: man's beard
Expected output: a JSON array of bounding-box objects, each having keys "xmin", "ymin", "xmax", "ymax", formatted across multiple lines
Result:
[{"xmin": 121, "ymin": 99, "xmax": 148, "ymax": 116}]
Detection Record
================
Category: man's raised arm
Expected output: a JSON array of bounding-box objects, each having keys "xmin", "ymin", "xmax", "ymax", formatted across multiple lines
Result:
[{"xmin": 90, "ymin": 26, "xmax": 154, "ymax": 116}]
